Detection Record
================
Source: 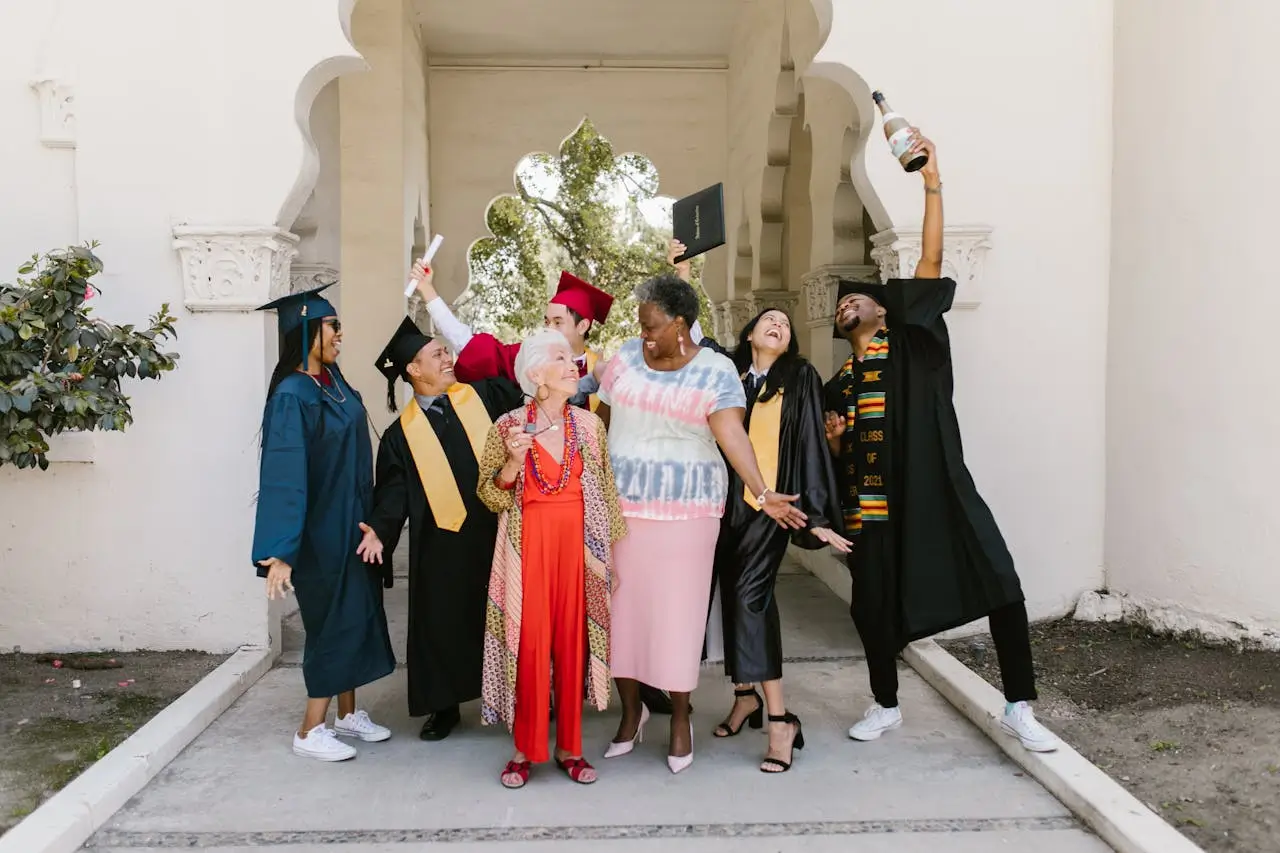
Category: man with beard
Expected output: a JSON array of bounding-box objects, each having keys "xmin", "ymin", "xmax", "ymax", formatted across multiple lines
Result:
[{"xmin": 823, "ymin": 129, "xmax": 1058, "ymax": 753}]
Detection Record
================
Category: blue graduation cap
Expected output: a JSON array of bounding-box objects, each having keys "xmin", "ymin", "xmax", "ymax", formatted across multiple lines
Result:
[{"xmin": 257, "ymin": 283, "xmax": 338, "ymax": 368}]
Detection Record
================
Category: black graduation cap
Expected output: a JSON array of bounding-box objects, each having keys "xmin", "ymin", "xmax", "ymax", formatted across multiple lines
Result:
[
  {"xmin": 375, "ymin": 316, "xmax": 433, "ymax": 412},
  {"xmin": 833, "ymin": 279, "xmax": 888, "ymax": 339},
  {"xmin": 257, "ymin": 284, "xmax": 339, "ymax": 367}
]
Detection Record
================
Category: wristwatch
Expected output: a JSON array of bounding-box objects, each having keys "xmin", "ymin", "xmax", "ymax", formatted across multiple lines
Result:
[{"xmin": 756, "ymin": 488, "xmax": 773, "ymax": 506}]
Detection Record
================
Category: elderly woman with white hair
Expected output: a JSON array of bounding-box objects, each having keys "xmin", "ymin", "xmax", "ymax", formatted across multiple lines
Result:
[{"xmin": 476, "ymin": 328, "xmax": 626, "ymax": 790}]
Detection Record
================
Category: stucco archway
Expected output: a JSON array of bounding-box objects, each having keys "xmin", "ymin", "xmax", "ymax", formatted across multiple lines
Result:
[{"xmin": 271, "ymin": 0, "xmax": 900, "ymax": 399}]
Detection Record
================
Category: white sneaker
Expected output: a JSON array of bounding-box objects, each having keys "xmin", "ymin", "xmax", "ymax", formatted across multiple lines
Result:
[
  {"xmin": 334, "ymin": 710, "xmax": 392, "ymax": 743},
  {"xmin": 293, "ymin": 724, "xmax": 357, "ymax": 761},
  {"xmin": 1001, "ymin": 701, "xmax": 1060, "ymax": 752},
  {"xmin": 848, "ymin": 703, "xmax": 903, "ymax": 741}
]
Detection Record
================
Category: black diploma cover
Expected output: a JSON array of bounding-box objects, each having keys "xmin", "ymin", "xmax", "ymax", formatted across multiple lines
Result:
[{"xmin": 672, "ymin": 183, "xmax": 726, "ymax": 263}]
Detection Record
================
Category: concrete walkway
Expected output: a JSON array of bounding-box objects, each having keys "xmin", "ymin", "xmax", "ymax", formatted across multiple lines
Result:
[{"xmin": 83, "ymin": 561, "xmax": 1109, "ymax": 852}]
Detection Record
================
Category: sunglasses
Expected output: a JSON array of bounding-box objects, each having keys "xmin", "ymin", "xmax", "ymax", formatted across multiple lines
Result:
[{"xmin": 322, "ymin": 319, "xmax": 342, "ymax": 333}]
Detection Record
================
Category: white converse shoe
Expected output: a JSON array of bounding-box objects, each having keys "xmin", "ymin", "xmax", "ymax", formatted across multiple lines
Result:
[
  {"xmin": 293, "ymin": 724, "xmax": 357, "ymax": 761},
  {"xmin": 334, "ymin": 710, "xmax": 392, "ymax": 743},
  {"xmin": 848, "ymin": 703, "xmax": 903, "ymax": 741},
  {"xmin": 1001, "ymin": 701, "xmax": 1060, "ymax": 753}
]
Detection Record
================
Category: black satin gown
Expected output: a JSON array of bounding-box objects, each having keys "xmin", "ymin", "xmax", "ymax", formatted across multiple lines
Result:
[{"xmin": 713, "ymin": 361, "xmax": 844, "ymax": 683}]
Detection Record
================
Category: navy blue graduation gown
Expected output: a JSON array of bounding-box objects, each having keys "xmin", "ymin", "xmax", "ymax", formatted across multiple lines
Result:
[{"xmin": 251, "ymin": 369, "xmax": 396, "ymax": 699}]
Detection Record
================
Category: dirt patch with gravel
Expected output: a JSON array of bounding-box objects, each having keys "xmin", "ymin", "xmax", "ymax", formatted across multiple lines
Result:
[
  {"xmin": 0, "ymin": 650, "xmax": 226, "ymax": 835},
  {"xmin": 942, "ymin": 618, "xmax": 1280, "ymax": 852}
]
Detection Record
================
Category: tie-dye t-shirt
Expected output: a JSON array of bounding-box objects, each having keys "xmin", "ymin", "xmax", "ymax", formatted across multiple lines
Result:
[{"xmin": 598, "ymin": 339, "xmax": 747, "ymax": 521}]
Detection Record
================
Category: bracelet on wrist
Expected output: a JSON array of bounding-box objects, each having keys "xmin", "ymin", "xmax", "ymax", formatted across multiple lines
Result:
[
  {"xmin": 494, "ymin": 470, "xmax": 517, "ymax": 491},
  {"xmin": 925, "ymin": 181, "xmax": 942, "ymax": 194}
]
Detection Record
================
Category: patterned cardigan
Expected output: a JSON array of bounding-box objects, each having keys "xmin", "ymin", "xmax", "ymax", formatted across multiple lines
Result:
[{"xmin": 475, "ymin": 407, "xmax": 627, "ymax": 731}]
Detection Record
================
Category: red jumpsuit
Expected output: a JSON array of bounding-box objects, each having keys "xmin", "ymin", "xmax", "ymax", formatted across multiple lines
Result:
[{"xmin": 512, "ymin": 441, "xmax": 586, "ymax": 763}]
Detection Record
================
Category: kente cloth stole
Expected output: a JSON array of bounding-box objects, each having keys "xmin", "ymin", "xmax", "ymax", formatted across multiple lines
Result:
[
  {"xmin": 399, "ymin": 382, "xmax": 492, "ymax": 532},
  {"xmin": 839, "ymin": 328, "xmax": 891, "ymax": 534},
  {"xmin": 585, "ymin": 349, "xmax": 600, "ymax": 412},
  {"xmin": 743, "ymin": 381, "xmax": 782, "ymax": 510}
]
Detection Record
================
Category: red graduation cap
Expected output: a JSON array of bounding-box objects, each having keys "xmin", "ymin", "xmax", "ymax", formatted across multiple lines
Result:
[{"xmin": 549, "ymin": 271, "xmax": 613, "ymax": 325}]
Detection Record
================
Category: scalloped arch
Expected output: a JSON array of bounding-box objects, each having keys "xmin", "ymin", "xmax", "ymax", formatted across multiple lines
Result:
[{"xmin": 273, "ymin": 0, "xmax": 365, "ymax": 229}]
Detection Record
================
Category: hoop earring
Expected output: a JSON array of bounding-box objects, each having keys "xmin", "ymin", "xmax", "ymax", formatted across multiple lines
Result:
[{"xmin": 536, "ymin": 384, "xmax": 550, "ymax": 402}]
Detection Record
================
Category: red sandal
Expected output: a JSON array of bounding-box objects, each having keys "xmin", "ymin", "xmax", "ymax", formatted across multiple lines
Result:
[
  {"xmin": 500, "ymin": 760, "xmax": 531, "ymax": 789},
  {"xmin": 555, "ymin": 756, "xmax": 597, "ymax": 784}
]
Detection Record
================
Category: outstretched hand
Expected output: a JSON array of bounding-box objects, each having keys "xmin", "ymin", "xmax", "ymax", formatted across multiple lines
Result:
[
  {"xmin": 810, "ymin": 526, "xmax": 853, "ymax": 554},
  {"xmin": 259, "ymin": 558, "xmax": 294, "ymax": 600},
  {"xmin": 356, "ymin": 522, "xmax": 383, "ymax": 565},
  {"xmin": 761, "ymin": 490, "xmax": 807, "ymax": 530}
]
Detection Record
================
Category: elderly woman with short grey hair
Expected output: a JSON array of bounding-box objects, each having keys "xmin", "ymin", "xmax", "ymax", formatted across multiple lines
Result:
[
  {"xmin": 594, "ymin": 273, "xmax": 808, "ymax": 774},
  {"xmin": 476, "ymin": 328, "xmax": 626, "ymax": 790}
]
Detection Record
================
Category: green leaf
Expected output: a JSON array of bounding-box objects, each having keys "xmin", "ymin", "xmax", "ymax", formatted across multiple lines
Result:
[
  {"xmin": 0, "ymin": 394, "xmax": 9, "ymax": 414},
  {"xmin": 17, "ymin": 323, "xmax": 33, "ymax": 340},
  {"xmin": 11, "ymin": 393, "xmax": 32, "ymax": 413}
]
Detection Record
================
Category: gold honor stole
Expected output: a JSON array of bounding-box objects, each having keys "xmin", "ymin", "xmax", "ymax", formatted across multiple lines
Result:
[
  {"xmin": 744, "ymin": 383, "xmax": 782, "ymax": 510},
  {"xmin": 399, "ymin": 383, "xmax": 492, "ymax": 532},
  {"xmin": 585, "ymin": 349, "xmax": 600, "ymax": 412}
]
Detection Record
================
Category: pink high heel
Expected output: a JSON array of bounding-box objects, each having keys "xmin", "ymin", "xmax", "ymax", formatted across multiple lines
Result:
[
  {"xmin": 604, "ymin": 705, "xmax": 650, "ymax": 758},
  {"xmin": 667, "ymin": 721, "xmax": 694, "ymax": 774}
]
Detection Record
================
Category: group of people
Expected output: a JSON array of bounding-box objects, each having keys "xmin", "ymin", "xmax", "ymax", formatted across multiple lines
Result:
[{"xmin": 250, "ymin": 128, "xmax": 1060, "ymax": 790}]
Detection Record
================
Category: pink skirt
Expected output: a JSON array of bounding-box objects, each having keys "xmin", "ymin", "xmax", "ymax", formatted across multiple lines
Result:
[{"xmin": 609, "ymin": 516, "xmax": 720, "ymax": 692}]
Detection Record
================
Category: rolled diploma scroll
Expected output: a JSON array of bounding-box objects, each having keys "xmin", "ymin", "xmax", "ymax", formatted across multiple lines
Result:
[{"xmin": 404, "ymin": 234, "xmax": 445, "ymax": 298}]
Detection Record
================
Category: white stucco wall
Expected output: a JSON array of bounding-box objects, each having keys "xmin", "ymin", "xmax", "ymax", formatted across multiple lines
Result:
[
  {"xmin": 1106, "ymin": 1, "xmax": 1280, "ymax": 643},
  {"xmin": 0, "ymin": 0, "xmax": 359, "ymax": 652},
  {"xmin": 809, "ymin": 0, "xmax": 1116, "ymax": 623}
]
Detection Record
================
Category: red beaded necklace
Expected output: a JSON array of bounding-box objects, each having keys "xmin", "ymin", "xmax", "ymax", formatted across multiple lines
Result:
[{"xmin": 526, "ymin": 401, "xmax": 579, "ymax": 495}]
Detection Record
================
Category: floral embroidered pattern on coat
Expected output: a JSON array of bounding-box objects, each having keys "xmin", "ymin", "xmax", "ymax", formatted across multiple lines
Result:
[{"xmin": 476, "ymin": 408, "xmax": 626, "ymax": 731}]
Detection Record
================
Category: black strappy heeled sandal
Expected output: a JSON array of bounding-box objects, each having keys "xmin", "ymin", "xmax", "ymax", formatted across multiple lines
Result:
[
  {"xmin": 760, "ymin": 712, "xmax": 805, "ymax": 773},
  {"xmin": 713, "ymin": 687, "xmax": 764, "ymax": 737}
]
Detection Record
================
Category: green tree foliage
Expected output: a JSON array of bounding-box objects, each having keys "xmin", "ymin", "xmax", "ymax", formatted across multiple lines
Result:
[
  {"xmin": 465, "ymin": 119, "xmax": 709, "ymax": 348},
  {"xmin": 0, "ymin": 245, "xmax": 179, "ymax": 470}
]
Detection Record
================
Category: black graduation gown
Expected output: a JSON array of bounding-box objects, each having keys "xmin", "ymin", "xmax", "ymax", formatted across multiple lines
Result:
[
  {"xmin": 714, "ymin": 362, "xmax": 844, "ymax": 683},
  {"xmin": 824, "ymin": 277, "xmax": 1024, "ymax": 653},
  {"xmin": 368, "ymin": 378, "xmax": 522, "ymax": 716},
  {"xmin": 251, "ymin": 369, "xmax": 396, "ymax": 699}
]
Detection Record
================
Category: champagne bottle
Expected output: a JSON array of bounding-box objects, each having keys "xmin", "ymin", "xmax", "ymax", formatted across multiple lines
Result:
[{"xmin": 872, "ymin": 90, "xmax": 927, "ymax": 173}]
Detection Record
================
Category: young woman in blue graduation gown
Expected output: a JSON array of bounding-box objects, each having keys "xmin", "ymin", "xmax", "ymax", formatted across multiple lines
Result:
[{"xmin": 252, "ymin": 288, "xmax": 396, "ymax": 762}]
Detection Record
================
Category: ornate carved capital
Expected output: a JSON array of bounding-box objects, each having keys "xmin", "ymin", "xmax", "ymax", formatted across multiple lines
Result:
[
  {"xmin": 801, "ymin": 264, "xmax": 879, "ymax": 326},
  {"xmin": 725, "ymin": 299, "xmax": 756, "ymax": 337},
  {"xmin": 31, "ymin": 79, "xmax": 75, "ymax": 149},
  {"xmin": 709, "ymin": 302, "xmax": 731, "ymax": 341},
  {"xmin": 290, "ymin": 263, "xmax": 339, "ymax": 295},
  {"xmin": 172, "ymin": 226, "xmax": 300, "ymax": 312},
  {"xmin": 747, "ymin": 289, "xmax": 800, "ymax": 318},
  {"xmin": 869, "ymin": 225, "xmax": 994, "ymax": 309}
]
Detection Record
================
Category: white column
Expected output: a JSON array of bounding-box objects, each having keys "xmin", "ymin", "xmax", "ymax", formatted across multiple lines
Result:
[{"xmin": 339, "ymin": 0, "xmax": 410, "ymax": 434}]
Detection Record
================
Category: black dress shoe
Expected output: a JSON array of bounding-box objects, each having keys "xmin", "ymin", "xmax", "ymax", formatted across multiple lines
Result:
[
  {"xmin": 419, "ymin": 705, "xmax": 461, "ymax": 741},
  {"xmin": 639, "ymin": 682, "xmax": 687, "ymax": 715}
]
